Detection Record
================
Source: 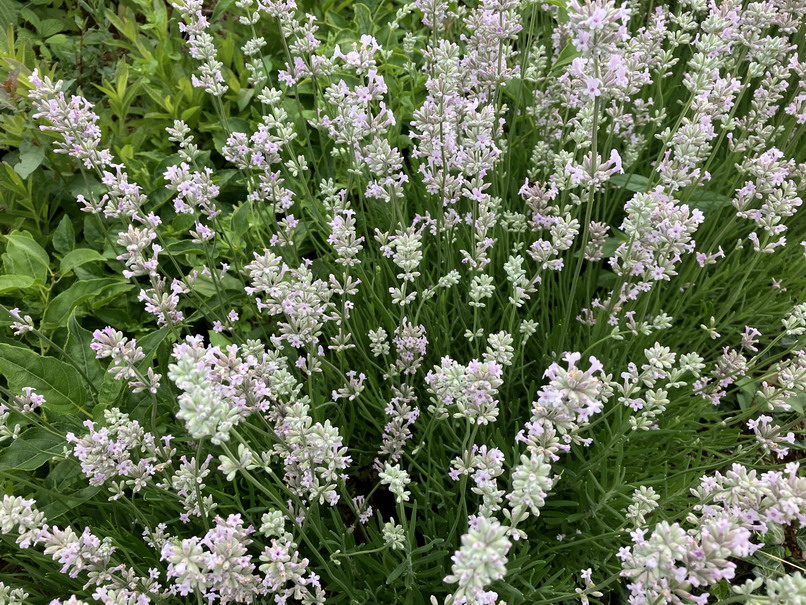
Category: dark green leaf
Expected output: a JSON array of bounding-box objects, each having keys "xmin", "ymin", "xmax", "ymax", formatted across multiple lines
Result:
[
  {"xmin": 60, "ymin": 248, "xmax": 104, "ymax": 275},
  {"xmin": 53, "ymin": 215, "xmax": 76, "ymax": 255},
  {"xmin": 43, "ymin": 277, "xmax": 119, "ymax": 327},
  {"xmin": 137, "ymin": 326, "xmax": 172, "ymax": 367},
  {"xmin": 67, "ymin": 312, "xmax": 105, "ymax": 385},
  {"xmin": 687, "ymin": 189, "xmax": 732, "ymax": 212},
  {"xmin": 0, "ymin": 427, "xmax": 64, "ymax": 471},
  {"xmin": 551, "ymin": 41, "xmax": 580, "ymax": 72},
  {"xmin": 609, "ymin": 173, "xmax": 650, "ymax": 193},
  {"xmin": 0, "ymin": 343, "xmax": 88, "ymax": 415},
  {"xmin": 41, "ymin": 486, "xmax": 102, "ymax": 522},
  {"xmin": 231, "ymin": 201, "xmax": 251, "ymax": 239}
]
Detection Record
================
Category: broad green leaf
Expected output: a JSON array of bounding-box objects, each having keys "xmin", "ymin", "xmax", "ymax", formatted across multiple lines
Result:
[
  {"xmin": 503, "ymin": 79, "xmax": 528, "ymax": 104},
  {"xmin": 353, "ymin": 2, "xmax": 373, "ymax": 33},
  {"xmin": 601, "ymin": 235, "xmax": 627, "ymax": 258},
  {"xmin": 231, "ymin": 201, "xmax": 251, "ymax": 239},
  {"xmin": 212, "ymin": 0, "xmax": 237, "ymax": 20},
  {"xmin": 19, "ymin": 6, "xmax": 38, "ymax": 27},
  {"xmin": 60, "ymin": 248, "xmax": 104, "ymax": 275},
  {"xmin": 53, "ymin": 215, "xmax": 76, "ymax": 254},
  {"xmin": 137, "ymin": 326, "xmax": 172, "ymax": 366},
  {"xmin": 67, "ymin": 312, "xmax": 105, "ymax": 385},
  {"xmin": 786, "ymin": 392, "xmax": 805, "ymax": 415},
  {"xmin": 0, "ymin": 427, "xmax": 64, "ymax": 471},
  {"xmin": 0, "ymin": 343, "xmax": 88, "ymax": 415},
  {"xmin": 0, "ymin": 274, "xmax": 35, "ymax": 294},
  {"xmin": 609, "ymin": 173, "xmax": 650, "ymax": 193},
  {"xmin": 97, "ymin": 370, "xmax": 124, "ymax": 412},
  {"xmin": 0, "ymin": 0, "xmax": 21, "ymax": 30},
  {"xmin": 43, "ymin": 278, "xmax": 127, "ymax": 326},
  {"xmin": 45, "ymin": 33, "xmax": 70, "ymax": 48},
  {"xmin": 687, "ymin": 189, "xmax": 732, "ymax": 212},
  {"xmin": 209, "ymin": 329, "xmax": 233, "ymax": 349},
  {"xmin": 2, "ymin": 231, "xmax": 49, "ymax": 283},
  {"xmin": 13, "ymin": 141, "xmax": 45, "ymax": 179},
  {"xmin": 37, "ymin": 17, "xmax": 64, "ymax": 38},
  {"xmin": 597, "ymin": 270, "xmax": 617, "ymax": 289},
  {"xmin": 89, "ymin": 282, "xmax": 134, "ymax": 311},
  {"xmin": 213, "ymin": 169, "xmax": 239, "ymax": 189},
  {"xmin": 41, "ymin": 486, "xmax": 102, "ymax": 522},
  {"xmin": 551, "ymin": 41, "xmax": 580, "ymax": 72}
]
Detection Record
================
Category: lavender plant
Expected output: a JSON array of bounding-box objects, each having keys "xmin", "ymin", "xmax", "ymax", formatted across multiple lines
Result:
[{"xmin": 0, "ymin": 0, "xmax": 805, "ymax": 603}]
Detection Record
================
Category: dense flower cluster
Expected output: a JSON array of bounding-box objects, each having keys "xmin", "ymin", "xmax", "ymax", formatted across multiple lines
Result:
[{"xmin": 3, "ymin": 0, "xmax": 806, "ymax": 602}]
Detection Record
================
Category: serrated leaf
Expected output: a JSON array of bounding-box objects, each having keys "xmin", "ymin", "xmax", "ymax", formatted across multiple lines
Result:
[
  {"xmin": 1, "ymin": 231, "xmax": 49, "ymax": 282},
  {"xmin": 19, "ymin": 6, "xmax": 38, "ymax": 27},
  {"xmin": 0, "ymin": 343, "xmax": 88, "ymax": 415},
  {"xmin": 59, "ymin": 248, "xmax": 104, "ymax": 275},
  {"xmin": 45, "ymin": 33, "xmax": 70, "ymax": 47},
  {"xmin": 37, "ymin": 17, "xmax": 64, "ymax": 38},
  {"xmin": 0, "ymin": 427, "xmax": 64, "ymax": 471},
  {"xmin": 0, "ymin": 0, "xmax": 21, "ymax": 29}
]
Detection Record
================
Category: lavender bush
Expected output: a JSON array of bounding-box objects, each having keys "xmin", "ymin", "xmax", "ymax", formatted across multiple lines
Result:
[{"xmin": 0, "ymin": 0, "xmax": 805, "ymax": 602}]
